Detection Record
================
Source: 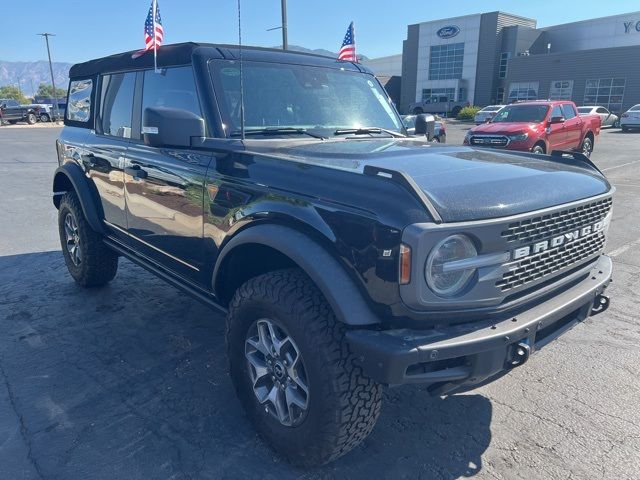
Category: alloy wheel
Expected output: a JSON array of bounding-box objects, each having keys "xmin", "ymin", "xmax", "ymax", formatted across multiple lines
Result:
[
  {"xmin": 64, "ymin": 213, "xmax": 82, "ymax": 266},
  {"xmin": 245, "ymin": 318, "xmax": 310, "ymax": 427}
]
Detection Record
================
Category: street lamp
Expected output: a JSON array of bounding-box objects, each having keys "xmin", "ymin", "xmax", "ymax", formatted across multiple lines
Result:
[
  {"xmin": 37, "ymin": 33, "xmax": 60, "ymax": 121},
  {"xmin": 266, "ymin": 0, "xmax": 288, "ymax": 49}
]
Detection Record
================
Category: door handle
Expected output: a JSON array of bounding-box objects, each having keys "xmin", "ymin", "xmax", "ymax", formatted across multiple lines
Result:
[{"xmin": 124, "ymin": 165, "xmax": 148, "ymax": 180}]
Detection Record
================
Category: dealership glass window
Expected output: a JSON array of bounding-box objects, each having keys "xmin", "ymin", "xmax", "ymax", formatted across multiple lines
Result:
[
  {"xmin": 507, "ymin": 82, "xmax": 539, "ymax": 102},
  {"xmin": 549, "ymin": 80, "xmax": 573, "ymax": 100},
  {"xmin": 499, "ymin": 53, "xmax": 510, "ymax": 78},
  {"xmin": 66, "ymin": 79, "xmax": 93, "ymax": 123},
  {"xmin": 422, "ymin": 88, "xmax": 455, "ymax": 103},
  {"xmin": 429, "ymin": 43, "xmax": 464, "ymax": 80},
  {"xmin": 496, "ymin": 87, "xmax": 505, "ymax": 104},
  {"xmin": 584, "ymin": 78, "xmax": 625, "ymax": 113}
]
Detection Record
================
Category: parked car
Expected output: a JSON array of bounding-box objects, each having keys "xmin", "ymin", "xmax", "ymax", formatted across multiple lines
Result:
[
  {"xmin": 401, "ymin": 115, "xmax": 447, "ymax": 142},
  {"xmin": 53, "ymin": 43, "xmax": 613, "ymax": 466},
  {"xmin": 474, "ymin": 105, "xmax": 504, "ymax": 124},
  {"xmin": 0, "ymin": 98, "xmax": 41, "ymax": 124},
  {"xmin": 32, "ymin": 103, "xmax": 66, "ymax": 122},
  {"xmin": 464, "ymin": 100, "xmax": 601, "ymax": 157},
  {"xmin": 577, "ymin": 106, "xmax": 620, "ymax": 128},
  {"xmin": 620, "ymin": 104, "xmax": 640, "ymax": 132},
  {"xmin": 408, "ymin": 97, "xmax": 466, "ymax": 117}
]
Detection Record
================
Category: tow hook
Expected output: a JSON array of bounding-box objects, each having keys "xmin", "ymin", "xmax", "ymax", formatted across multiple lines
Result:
[
  {"xmin": 505, "ymin": 342, "xmax": 530, "ymax": 370},
  {"xmin": 591, "ymin": 294, "xmax": 610, "ymax": 316}
]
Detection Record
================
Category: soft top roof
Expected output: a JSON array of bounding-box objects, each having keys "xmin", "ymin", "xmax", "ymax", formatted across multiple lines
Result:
[{"xmin": 69, "ymin": 42, "xmax": 367, "ymax": 78}]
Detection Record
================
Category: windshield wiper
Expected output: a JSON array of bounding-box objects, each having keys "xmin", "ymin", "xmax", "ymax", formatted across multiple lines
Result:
[
  {"xmin": 230, "ymin": 127, "xmax": 327, "ymax": 139},
  {"xmin": 334, "ymin": 127, "xmax": 405, "ymax": 138}
]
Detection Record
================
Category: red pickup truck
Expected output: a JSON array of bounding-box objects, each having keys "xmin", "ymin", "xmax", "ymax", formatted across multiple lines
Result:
[{"xmin": 464, "ymin": 100, "xmax": 601, "ymax": 157}]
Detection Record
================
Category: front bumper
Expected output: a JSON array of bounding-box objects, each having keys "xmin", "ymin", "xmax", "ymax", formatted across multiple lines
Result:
[{"xmin": 347, "ymin": 255, "xmax": 612, "ymax": 394}]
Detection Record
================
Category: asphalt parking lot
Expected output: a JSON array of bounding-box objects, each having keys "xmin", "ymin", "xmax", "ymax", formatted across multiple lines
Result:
[{"xmin": 1, "ymin": 124, "xmax": 639, "ymax": 479}]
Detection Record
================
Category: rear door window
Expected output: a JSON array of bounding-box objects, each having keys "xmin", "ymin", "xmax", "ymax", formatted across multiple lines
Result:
[{"xmin": 98, "ymin": 73, "xmax": 136, "ymax": 138}]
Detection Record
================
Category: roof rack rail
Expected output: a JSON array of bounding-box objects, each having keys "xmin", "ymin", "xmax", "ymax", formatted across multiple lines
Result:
[{"xmin": 363, "ymin": 165, "xmax": 443, "ymax": 223}]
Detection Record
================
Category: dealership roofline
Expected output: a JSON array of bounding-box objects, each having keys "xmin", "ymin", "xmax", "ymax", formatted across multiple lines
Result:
[
  {"xmin": 538, "ymin": 10, "xmax": 640, "ymax": 30},
  {"xmin": 408, "ymin": 11, "xmax": 536, "ymax": 28}
]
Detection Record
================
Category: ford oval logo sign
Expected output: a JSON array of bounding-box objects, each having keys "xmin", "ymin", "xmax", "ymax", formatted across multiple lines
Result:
[{"xmin": 437, "ymin": 25, "xmax": 460, "ymax": 39}]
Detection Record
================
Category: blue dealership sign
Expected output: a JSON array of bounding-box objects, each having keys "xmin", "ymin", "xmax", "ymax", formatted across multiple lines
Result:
[{"xmin": 437, "ymin": 25, "xmax": 460, "ymax": 39}]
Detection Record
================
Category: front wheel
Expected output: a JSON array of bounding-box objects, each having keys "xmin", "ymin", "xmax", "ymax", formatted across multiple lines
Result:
[
  {"xmin": 58, "ymin": 192, "xmax": 119, "ymax": 287},
  {"xmin": 227, "ymin": 269, "xmax": 382, "ymax": 466},
  {"xmin": 581, "ymin": 136, "xmax": 593, "ymax": 157},
  {"xmin": 40, "ymin": 113, "xmax": 51, "ymax": 123},
  {"xmin": 531, "ymin": 143, "xmax": 546, "ymax": 154}
]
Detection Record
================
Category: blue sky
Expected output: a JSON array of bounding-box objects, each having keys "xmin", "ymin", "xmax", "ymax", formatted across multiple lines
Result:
[{"xmin": 3, "ymin": 0, "xmax": 640, "ymax": 63}]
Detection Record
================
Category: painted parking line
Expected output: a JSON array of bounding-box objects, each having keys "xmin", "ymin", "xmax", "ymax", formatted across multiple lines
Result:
[
  {"xmin": 602, "ymin": 159, "xmax": 640, "ymax": 172},
  {"xmin": 608, "ymin": 237, "xmax": 640, "ymax": 258}
]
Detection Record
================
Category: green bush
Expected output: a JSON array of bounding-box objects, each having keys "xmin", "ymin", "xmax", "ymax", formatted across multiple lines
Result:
[{"xmin": 456, "ymin": 106, "xmax": 482, "ymax": 121}]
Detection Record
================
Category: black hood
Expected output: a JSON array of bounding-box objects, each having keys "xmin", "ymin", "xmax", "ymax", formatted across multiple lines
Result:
[{"xmin": 246, "ymin": 138, "xmax": 611, "ymax": 222}]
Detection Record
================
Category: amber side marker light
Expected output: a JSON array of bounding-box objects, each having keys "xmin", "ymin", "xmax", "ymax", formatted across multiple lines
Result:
[{"xmin": 399, "ymin": 244, "xmax": 412, "ymax": 285}]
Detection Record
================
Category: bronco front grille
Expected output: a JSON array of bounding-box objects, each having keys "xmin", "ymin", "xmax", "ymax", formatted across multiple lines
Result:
[
  {"xmin": 496, "ymin": 232, "xmax": 606, "ymax": 292},
  {"xmin": 501, "ymin": 197, "xmax": 612, "ymax": 244}
]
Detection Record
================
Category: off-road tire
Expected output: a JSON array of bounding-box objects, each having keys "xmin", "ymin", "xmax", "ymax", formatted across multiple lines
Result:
[
  {"xmin": 226, "ymin": 268, "xmax": 382, "ymax": 466},
  {"xmin": 26, "ymin": 113, "xmax": 37, "ymax": 125},
  {"xmin": 58, "ymin": 192, "xmax": 118, "ymax": 287},
  {"xmin": 40, "ymin": 113, "xmax": 51, "ymax": 123}
]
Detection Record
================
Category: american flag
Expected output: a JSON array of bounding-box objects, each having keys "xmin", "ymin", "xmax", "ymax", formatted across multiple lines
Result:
[
  {"xmin": 338, "ymin": 22, "xmax": 356, "ymax": 62},
  {"xmin": 144, "ymin": 0, "xmax": 164, "ymax": 52}
]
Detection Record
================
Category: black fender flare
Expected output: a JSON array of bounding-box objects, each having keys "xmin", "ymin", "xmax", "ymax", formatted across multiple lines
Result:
[
  {"xmin": 52, "ymin": 163, "xmax": 105, "ymax": 234},
  {"xmin": 213, "ymin": 224, "xmax": 380, "ymax": 326}
]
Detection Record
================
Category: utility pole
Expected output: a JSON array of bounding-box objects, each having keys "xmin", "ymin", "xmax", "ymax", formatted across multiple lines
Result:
[
  {"xmin": 281, "ymin": 0, "xmax": 288, "ymax": 50},
  {"xmin": 38, "ymin": 33, "xmax": 60, "ymax": 121}
]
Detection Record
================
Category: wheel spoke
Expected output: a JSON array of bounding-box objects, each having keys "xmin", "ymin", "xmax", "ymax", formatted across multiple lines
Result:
[
  {"xmin": 268, "ymin": 385, "xmax": 289, "ymax": 425},
  {"xmin": 246, "ymin": 351, "xmax": 269, "ymax": 384},
  {"xmin": 285, "ymin": 384, "xmax": 308, "ymax": 410}
]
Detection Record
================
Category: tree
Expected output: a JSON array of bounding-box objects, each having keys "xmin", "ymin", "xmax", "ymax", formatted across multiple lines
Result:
[
  {"xmin": 36, "ymin": 83, "xmax": 67, "ymax": 99},
  {"xmin": 0, "ymin": 85, "xmax": 28, "ymax": 104}
]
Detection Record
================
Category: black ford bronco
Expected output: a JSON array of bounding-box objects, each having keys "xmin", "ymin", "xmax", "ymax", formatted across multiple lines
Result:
[{"xmin": 53, "ymin": 43, "xmax": 613, "ymax": 466}]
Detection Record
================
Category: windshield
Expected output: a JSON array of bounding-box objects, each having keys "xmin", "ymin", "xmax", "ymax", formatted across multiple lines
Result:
[
  {"xmin": 629, "ymin": 105, "xmax": 640, "ymax": 112},
  {"xmin": 210, "ymin": 60, "xmax": 402, "ymax": 137},
  {"xmin": 481, "ymin": 106, "xmax": 502, "ymax": 112},
  {"xmin": 491, "ymin": 104, "xmax": 549, "ymax": 123},
  {"xmin": 577, "ymin": 107, "xmax": 592, "ymax": 114}
]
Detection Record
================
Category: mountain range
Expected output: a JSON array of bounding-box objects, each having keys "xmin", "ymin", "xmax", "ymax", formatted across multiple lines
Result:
[{"xmin": 0, "ymin": 45, "xmax": 368, "ymax": 97}]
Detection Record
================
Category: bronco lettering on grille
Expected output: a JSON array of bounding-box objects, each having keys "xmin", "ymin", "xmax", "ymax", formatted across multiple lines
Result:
[{"xmin": 512, "ymin": 220, "xmax": 606, "ymax": 261}]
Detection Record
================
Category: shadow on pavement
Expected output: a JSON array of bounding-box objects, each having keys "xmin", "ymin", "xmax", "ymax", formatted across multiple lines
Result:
[{"xmin": 0, "ymin": 251, "xmax": 492, "ymax": 479}]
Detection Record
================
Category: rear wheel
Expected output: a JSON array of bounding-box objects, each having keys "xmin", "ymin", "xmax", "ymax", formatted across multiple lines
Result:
[
  {"xmin": 57, "ymin": 192, "xmax": 118, "ymax": 287},
  {"xmin": 531, "ymin": 143, "xmax": 546, "ymax": 154},
  {"xmin": 40, "ymin": 113, "xmax": 50, "ymax": 123},
  {"xmin": 581, "ymin": 136, "xmax": 593, "ymax": 157},
  {"xmin": 227, "ymin": 268, "xmax": 382, "ymax": 466},
  {"xmin": 26, "ymin": 113, "xmax": 37, "ymax": 125}
]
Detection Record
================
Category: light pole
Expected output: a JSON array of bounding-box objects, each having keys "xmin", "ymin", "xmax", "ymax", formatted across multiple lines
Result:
[
  {"xmin": 281, "ymin": 0, "xmax": 288, "ymax": 50},
  {"xmin": 38, "ymin": 33, "xmax": 60, "ymax": 121}
]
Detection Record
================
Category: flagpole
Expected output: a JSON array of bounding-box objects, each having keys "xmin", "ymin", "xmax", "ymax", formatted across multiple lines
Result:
[{"xmin": 152, "ymin": 0, "xmax": 159, "ymax": 73}]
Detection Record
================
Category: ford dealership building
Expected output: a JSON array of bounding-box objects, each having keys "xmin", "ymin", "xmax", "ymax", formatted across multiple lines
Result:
[{"xmin": 397, "ymin": 11, "xmax": 640, "ymax": 114}]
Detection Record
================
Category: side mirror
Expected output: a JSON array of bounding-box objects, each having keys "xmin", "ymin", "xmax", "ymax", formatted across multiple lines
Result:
[
  {"xmin": 142, "ymin": 107, "xmax": 205, "ymax": 148},
  {"xmin": 414, "ymin": 113, "xmax": 436, "ymax": 140},
  {"xmin": 549, "ymin": 116, "xmax": 565, "ymax": 124}
]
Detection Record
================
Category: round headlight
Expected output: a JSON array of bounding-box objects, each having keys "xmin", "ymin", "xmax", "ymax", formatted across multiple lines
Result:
[{"xmin": 425, "ymin": 234, "xmax": 478, "ymax": 297}]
